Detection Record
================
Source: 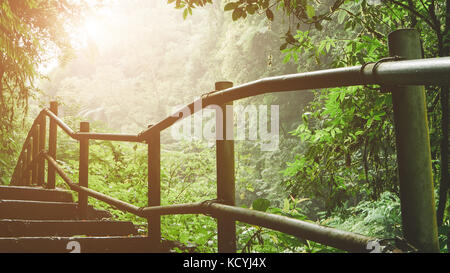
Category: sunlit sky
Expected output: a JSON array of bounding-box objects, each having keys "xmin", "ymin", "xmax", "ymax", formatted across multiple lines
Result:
[
  {"xmin": 78, "ymin": 0, "xmax": 117, "ymax": 47},
  {"xmin": 40, "ymin": 0, "xmax": 118, "ymax": 73}
]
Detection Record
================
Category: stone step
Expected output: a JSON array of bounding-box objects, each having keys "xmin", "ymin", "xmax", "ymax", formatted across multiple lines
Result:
[
  {"xmin": 0, "ymin": 236, "xmax": 167, "ymax": 253},
  {"xmin": 0, "ymin": 185, "xmax": 73, "ymax": 202},
  {"xmin": 0, "ymin": 219, "xmax": 138, "ymax": 237}
]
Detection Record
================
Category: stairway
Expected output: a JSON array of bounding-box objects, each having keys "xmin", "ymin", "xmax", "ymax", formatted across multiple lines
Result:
[{"xmin": 0, "ymin": 185, "xmax": 166, "ymax": 253}]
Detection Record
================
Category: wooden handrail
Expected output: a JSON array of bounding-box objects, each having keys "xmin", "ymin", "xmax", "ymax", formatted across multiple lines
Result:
[
  {"xmin": 138, "ymin": 56, "xmax": 450, "ymax": 139},
  {"xmin": 7, "ymin": 103, "xmax": 381, "ymax": 253},
  {"xmin": 42, "ymin": 108, "xmax": 76, "ymax": 138},
  {"xmin": 9, "ymin": 47, "xmax": 446, "ymax": 252},
  {"xmin": 42, "ymin": 151, "xmax": 376, "ymax": 253},
  {"xmin": 42, "ymin": 108, "xmax": 144, "ymax": 142},
  {"xmin": 75, "ymin": 132, "xmax": 143, "ymax": 142}
]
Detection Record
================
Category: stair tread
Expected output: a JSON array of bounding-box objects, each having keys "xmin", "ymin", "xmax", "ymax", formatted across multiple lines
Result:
[
  {"xmin": 0, "ymin": 199, "xmax": 76, "ymax": 205},
  {"xmin": 0, "ymin": 219, "xmax": 133, "ymax": 223},
  {"xmin": 0, "ymin": 236, "xmax": 166, "ymax": 253},
  {"xmin": 0, "ymin": 200, "xmax": 111, "ymax": 220},
  {"xmin": 0, "ymin": 185, "xmax": 73, "ymax": 202},
  {"xmin": 0, "ymin": 186, "xmax": 166, "ymax": 253},
  {"xmin": 0, "ymin": 185, "xmax": 70, "ymax": 191},
  {"xmin": 0, "ymin": 219, "xmax": 138, "ymax": 237}
]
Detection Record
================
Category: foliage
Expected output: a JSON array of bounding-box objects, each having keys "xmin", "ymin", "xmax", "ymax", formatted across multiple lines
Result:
[
  {"xmin": 283, "ymin": 85, "xmax": 398, "ymax": 212},
  {"xmin": 2, "ymin": 0, "xmax": 448, "ymax": 253},
  {"xmin": 0, "ymin": 0, "xmax": 89, "ymax": 182},
  {"xmin": 322, "ymin": 191, "xmax": 402, "ymax": 238},
  {"xmin": 0, "ymin": 0, "xmax": 84, "ymax": 125},
  {"xmin": 438, "ymin": 219, "xmax": 449, "ymax": 253},
  {"xmin": 168, "ymin": 0, "xmax": 449, "ymax": 251}
]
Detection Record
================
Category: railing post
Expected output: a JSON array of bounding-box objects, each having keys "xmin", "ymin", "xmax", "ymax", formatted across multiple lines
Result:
[
  {"xmin": 215, "ymin": 81, "xmax": 236, "ymax": 253},
  {"xmin": 37, "ymin": 114, "xmax": 46, "ymax": 186},
  {"xmin": 17, "ymin": 158, "xmax": 23, "ymax": 185},
  {"xmin": 47, "ymin": 101, "xmax": 58, "ymax": 189},
  {"xmin": 21, "ymin": 150, "xmax": 28, "ymax": 186},
  {"xmin": 79, "ymin": 122, "xmax": 89, "ymax": 219},
  {"xmin": 24, "ymin": 143, "xmax": 31, "ymax": 186},
  {"xmin": 31, "ymin": 125, "xmax": 39, "ymax": 185},
  {"xmin": 388, "ymin": 29, "xmax": 439, "ymax": 252},
  {"xmin": 147, "ymin": 130, "xmax": 161, "ymax": 247}
]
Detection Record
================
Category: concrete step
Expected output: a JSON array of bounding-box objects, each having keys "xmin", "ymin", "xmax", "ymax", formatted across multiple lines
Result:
[
  {"xmin": 0, "ymin": 236, "xmax": 168, "ymax": 253},
  {"xmin": 0, "ymin": 185, "xmax": 73, "ymax": 202},
  {"xmin": 0, "ymin": 200, "xmax": 111, "ymax": 220},
  {"xmin": 0, "ymin": 219, "xmax": 138, "ymax": 237}
]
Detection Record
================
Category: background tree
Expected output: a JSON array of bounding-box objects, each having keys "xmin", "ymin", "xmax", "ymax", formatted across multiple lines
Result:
[{"xmin": 0, "ymin": 0, "xmax": 86, "ymax": 183}]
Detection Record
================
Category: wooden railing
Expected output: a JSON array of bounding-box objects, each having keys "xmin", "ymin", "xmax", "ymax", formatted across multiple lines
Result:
[{"xmin": 9, "ymin": 29, "xmax": 450, "ymax": 252}]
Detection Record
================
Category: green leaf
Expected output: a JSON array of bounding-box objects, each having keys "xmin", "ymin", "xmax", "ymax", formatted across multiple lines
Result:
[
  {"xmin": 325, "ymin": 41, "xmax": 331, "ymax": 53},
  {"xmin": 306, "ymin": 5, "xmax": 315, "ymax": 18},
  {"xmin": 438, "ymin": 225, "xmax": 450, "ymax": 236},
  {"xmin": 283, "ymin": 198, "xmax": 290, "ymax": 212},
  {"xmin": 183, "ymin": 8, "xmax": 188, "ymax": 19},
  {"xmin": 252, "ymin": 198, "xmax": 271, "ymax": 212},
  {"xmin": 224, "ymin": 2, "xmax": 237, "ymax": 11},
  {"xmin": 337, "ymin": 10, "xmax": 347, "ymax": 24},
  {"xmin": 232, "ymin": 8, "xmax": 242, "ymax": 21},
  {"xmin": 246, "ymin": 4, "xmax": 257, "ymax": 14},
  {"xmin": 314, "ymin": 22, "xmax": 323, "ymax": 31},
  {"xmin": 283, "ymin": 53, "xmax": 291, "ymax": 63}
]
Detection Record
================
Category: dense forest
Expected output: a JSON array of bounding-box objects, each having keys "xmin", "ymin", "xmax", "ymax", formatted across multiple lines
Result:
[{"xmin": 0, "ymin": 0, "xmax": 448, "ymax": 253}]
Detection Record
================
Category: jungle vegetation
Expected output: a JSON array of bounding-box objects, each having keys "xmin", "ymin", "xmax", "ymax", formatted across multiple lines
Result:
[{"xmin": 0, "ymin": 0, "xmax": 448, "ymax": 252}]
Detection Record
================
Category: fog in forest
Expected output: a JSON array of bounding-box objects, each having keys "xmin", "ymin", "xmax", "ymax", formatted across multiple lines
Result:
[
  {"xmin": 5, "ymin": 0, "xmax": 445, "ymax": 253},
  {"xmin": 33, "ymin": 0, "xmax": 313, "ymax": 213},
  {"xmin": 38, "ymin": 0, "xmax": 305, "ymax": 134}
]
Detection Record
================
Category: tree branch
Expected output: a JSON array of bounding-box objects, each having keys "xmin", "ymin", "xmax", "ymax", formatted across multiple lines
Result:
[{"xmin": 386, "ymin": 0, "xmax": 438, "ymax": 32}]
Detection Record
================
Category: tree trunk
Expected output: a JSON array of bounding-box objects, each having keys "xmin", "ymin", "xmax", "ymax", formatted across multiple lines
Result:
[{"xmin": 436, "ymin": 0, "xmax": 450, "ymax": 229}]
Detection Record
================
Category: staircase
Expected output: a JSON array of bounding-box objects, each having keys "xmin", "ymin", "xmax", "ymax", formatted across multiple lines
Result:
[{"xmin": 0, "ymin": 185, "xmax": 166, "ymax": 253}]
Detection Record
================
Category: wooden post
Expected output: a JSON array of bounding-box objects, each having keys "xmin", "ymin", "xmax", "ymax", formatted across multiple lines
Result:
[
  {"xmin": 17, "ymin": 158, "xmax": 23, "ymax": 185},
  {"xmin": 24, "ymin": 143, "xmax": 31, "ymax": 186},
  {"xmin": 388, "ymin": 29, "xmax": 439, "ymax": 252},
  {"xmin": 79, "ymin": 122, "xmax": 90, "ymax": 219},
  {"xmin": 22, "ymin": 149, "xmax": 28, "ymax": 186},
  {"xmin": 37, "ymin": 114, "xmax": 46, "ymax": 186},
  {"xmin": 47, "ymin": 101, "xmax": 58, "ymax": 189},
  {"xmin": 147, "ymin": 130, "xmax": 161, "ymax": 247},
  {"xmin": 31, "ymin": 125, "xmax": 39, "ymax": 185},
  {"xmin": 215, "ymin": 81, "xmax": 236, "ymax": 253}
]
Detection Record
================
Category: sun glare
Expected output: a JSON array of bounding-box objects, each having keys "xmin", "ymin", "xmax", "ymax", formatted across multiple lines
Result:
[
  {"xmin": 71, "ymin": 3, "xmax": 116, "ymax": 51},
  {"xmin": 84, "ymin": 18, "xmax": 103, "ymax": 40}
]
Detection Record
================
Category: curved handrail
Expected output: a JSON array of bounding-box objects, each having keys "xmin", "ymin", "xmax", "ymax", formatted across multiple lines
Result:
[
  {"xmin": 13, "ymin": 98, "xmax": 149, "ymax": 185},
  {"xmin": 10, "ymin": 112, "xmax": 378, "ymax": 252},
  {"xmin": 12, "ymin": 56, "xmax": 450, "ymax": 147},
  {"xmin": 138, "ymin": 56, "xmax": 450, "ymax": 139},
  {"xmin": 10, "ymin": 109, "xmax": 144, "ymax": 185},
  {"xmin": 10, "ymin": 112, "xmax": 43, "ymax": 185},
  {"xmin": 9, "ymin": 55, "xmax": 448, "ymax": 253},
  {"xmin": 42, "ymin": 108, "xmax": 77, "ymax": 138},
  {"xmin": 42, "ymin": 151, "xmax": 375, "ymax": 252},
  {"xmin": 42, "ymin": 108, "xmax": 144, "ymax": 142}
]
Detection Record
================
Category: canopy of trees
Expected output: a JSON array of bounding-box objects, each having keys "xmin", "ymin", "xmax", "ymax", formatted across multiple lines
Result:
[{"xmin": 0, "ymin": 0, "xmax": 448, "ymax": 252}]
